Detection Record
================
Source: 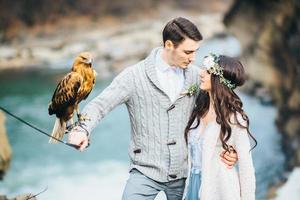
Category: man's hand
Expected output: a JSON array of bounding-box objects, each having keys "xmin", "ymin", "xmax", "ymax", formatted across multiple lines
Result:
[
  {"xmin": 220, "ymin": 147, "xmax": 238, "ymax": 169},
  {"xmin": 68, "ymin": 129, "xmax": 89, "ymax": 151}
]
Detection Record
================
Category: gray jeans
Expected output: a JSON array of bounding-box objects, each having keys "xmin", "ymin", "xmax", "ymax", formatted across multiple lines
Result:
[{"xmin": 122, "ymin": 169, "xmax": 186, "ymax": 200}]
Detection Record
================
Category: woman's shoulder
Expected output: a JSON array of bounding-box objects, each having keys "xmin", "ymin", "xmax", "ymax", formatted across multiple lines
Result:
[{"xmin": 230, "ymin": 112, "xmax": 248, "ymax": 127}]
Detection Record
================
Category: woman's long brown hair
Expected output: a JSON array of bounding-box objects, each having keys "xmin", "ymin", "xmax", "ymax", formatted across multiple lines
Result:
[{"xmin": 184, "ymin": 55, "xmax": 257, "ymax": 152}]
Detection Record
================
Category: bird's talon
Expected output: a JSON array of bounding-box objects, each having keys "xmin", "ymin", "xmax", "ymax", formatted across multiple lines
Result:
[
  {"xmin": 78, "ymin": 114, "xmax": 90, "ymax": 122},
  {"xmin": 66, "ymin": 124, "xmax": 76, "ymax": 131}
]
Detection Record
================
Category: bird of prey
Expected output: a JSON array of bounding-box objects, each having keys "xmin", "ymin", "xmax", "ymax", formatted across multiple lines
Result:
[{"xmin": 48, "ymin": 52, "xmax": 97, "ymax": 143}]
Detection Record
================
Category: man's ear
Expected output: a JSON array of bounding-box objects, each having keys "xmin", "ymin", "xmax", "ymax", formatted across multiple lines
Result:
[{"xmin": 165, "ymin": 40, "xmax": 175, "ymax": 50}]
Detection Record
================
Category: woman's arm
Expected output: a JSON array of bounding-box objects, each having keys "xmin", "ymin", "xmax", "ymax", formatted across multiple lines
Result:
[{"xmin": 232, "ymin": 116, "xmax": 256, "ymax": 200}]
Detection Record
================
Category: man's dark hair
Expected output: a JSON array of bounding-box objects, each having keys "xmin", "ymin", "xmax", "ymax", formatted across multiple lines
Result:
[{"xmin": 163, "ymin": 17, "xmax": 203, "ymax": 47}]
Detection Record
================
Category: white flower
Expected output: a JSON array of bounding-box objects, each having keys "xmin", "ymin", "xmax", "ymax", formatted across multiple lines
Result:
[
  {"xmin": 202, "ymin": 55, "xmax": 215, "ymax": 70},
  {"xmin": 180, "ymin": 84, "xmax": 199, "ymax": 97}
]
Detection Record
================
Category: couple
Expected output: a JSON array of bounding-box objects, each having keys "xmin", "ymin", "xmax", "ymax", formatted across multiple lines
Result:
[{"xmin": 68, "ymin": 17, "xmax": 256, "ymax": 200}]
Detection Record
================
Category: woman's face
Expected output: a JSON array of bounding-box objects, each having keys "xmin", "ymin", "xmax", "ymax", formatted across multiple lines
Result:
[{"xmin": 199, "ymin": 67, "xmax": 212, "ymax": 91}]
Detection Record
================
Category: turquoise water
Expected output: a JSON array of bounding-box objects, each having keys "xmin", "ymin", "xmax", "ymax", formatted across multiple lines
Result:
[{"xmin": 0, "ymin": 68, "xmax": 285, "ymax": 200}]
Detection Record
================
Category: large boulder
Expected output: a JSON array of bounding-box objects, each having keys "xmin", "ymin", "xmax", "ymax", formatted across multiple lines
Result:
[{"xmin": 0, "ymin": 111, "xmax": 12, "ymax": 180}]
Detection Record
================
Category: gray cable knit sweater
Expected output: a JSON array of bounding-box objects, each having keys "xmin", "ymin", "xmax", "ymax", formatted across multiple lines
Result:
[{"xmin": 80, "ymin": 47, "xmax": 199, "ymax": 182}]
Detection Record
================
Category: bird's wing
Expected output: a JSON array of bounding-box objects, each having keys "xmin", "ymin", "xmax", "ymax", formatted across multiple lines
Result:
[
  {"xmin": 81, "ymin": 69, "xmax": 97, "ymax": 100},
  {"xmin": 48, "ymin": 72, "xmax": 83, "ymax": 117}
]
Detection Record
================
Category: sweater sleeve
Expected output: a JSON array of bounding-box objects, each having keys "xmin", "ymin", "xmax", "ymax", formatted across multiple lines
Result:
[
  {"xmin": 78, "ymin": 67, "xmax": 133, "ymax": 135},
  {"xmin": 232, "ymin": 115, "xmax": 256, "ymax": 200}
]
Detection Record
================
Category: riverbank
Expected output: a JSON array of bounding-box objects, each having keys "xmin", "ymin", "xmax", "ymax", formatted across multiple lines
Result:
[{"xmin": 0, "ymin": 9, "xmax": 229, "ymax": 79}]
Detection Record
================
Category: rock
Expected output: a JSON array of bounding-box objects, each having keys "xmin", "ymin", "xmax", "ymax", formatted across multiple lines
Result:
[
  {"xmin": 288, "ymin": 90, "xmax": 300, "ymax": 110},
  {"xmin": 62, "ymin": 43, "xmax": 88, "ymax": 56},
  {"xmin": 271, "ymin": 168, "xmax": 300, "ymax": 200},
  {"xmin": 0, "ymin": 47, "xmax": 17, "ymax": 59},
  {"xmin": 0, "ymin": 111, "xmax": 12, "ymax": 180},
  {"xmin": 224, "ymin": 0, "xmax": 300, "ymax": 169},
  {"xmin": 255, "ymin": 87, "xmax": 274, "ymax": 106},
  {"xmin": 0, "ymin": 195, "xmax": 7, "ymax": 200},
  {"xmin": 284, "ymin": 116, "xmax": 300, "ymax": 138},
  {"xmin": 0, "ymin": 194, "xmax": 37, "ymax": 200},
  {"xmin": 14, "ymin": 194, "xmax": 37, "ymax": 200}
]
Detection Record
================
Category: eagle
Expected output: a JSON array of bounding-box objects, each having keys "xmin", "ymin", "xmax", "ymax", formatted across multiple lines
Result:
[{"xmin": 48, "ymin": 52, "xmax": 97, "ymax": 143}]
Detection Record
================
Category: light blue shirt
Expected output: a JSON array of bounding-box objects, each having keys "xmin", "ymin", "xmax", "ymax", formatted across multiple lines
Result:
[
  {"xmin": 155, "ymin": 49, "xmax": 184, "ymax": 102},
  {"xmin": 188, "ymin": 121, "xmax": 205, "ymax": 174}
]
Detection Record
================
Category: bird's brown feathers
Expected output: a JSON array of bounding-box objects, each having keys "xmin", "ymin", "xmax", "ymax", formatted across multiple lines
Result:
[
  {"xmin": 48, "ymin": 72, "xmax": 83, "ymax": 121},
  {"xmin": 48, "ymin": 52, "xmax": 96, "ymax": 122}
]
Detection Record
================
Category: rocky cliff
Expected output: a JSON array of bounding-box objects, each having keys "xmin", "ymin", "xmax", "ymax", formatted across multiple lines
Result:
[{"xmin": 224, "ymin": 0, "xmax": 300, "ymax": 170}]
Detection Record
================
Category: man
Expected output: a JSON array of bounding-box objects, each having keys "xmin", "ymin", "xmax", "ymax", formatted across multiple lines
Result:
[{"xmin": 68, "ymin": 17, "xmax": 238, "ymax": 199}]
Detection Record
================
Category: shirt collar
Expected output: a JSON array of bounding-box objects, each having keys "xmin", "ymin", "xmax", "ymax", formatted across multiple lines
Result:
[{"xmin": 156, "ymin": 49, "xmax": 181, "ymax": 73}]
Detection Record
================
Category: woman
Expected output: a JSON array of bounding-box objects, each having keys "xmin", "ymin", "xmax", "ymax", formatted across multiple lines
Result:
[{"xmin": 183, "ymin": 54, "xmax": 257, "ymax": 200}]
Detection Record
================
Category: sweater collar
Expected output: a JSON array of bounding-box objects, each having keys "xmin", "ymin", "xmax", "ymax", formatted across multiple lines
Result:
[{"xmin": 145, "ymin": 47, "xmax": 164, "ymax": 93}]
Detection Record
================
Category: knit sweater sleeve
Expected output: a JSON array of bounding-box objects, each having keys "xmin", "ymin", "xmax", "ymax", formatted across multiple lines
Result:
[
  {"xmin": 232, "ymin": 114, "xmax": 256, "ymax": 200},
  {"xmin": 79, "ymin": 66, "xmax": 134, "ymax": 135}
]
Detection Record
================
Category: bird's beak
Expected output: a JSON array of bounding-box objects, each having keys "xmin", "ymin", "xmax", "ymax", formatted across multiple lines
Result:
[
  {"xmin": 93, "ymin": 69, "xmax": 98, "ymax": 76},
  {"xmin": 84, "ymin": 58, "xmax": 92, "ymax": 64}
]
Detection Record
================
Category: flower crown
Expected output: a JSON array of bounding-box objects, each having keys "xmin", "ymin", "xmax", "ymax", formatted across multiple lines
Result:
[{"xmin": 202, "ymin": 53, "xmax": 236, "ymax": 90}]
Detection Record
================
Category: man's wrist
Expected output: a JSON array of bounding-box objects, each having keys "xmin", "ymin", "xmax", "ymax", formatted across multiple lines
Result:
[{"xmin": 73, "ymin": 125, "xmax": 90, "ymax": 137}]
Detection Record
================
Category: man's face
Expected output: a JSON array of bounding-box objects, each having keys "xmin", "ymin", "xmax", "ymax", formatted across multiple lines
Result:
[{"xmin": 166, "ymin": 38, "xmax": 200, "ymax": 69}]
